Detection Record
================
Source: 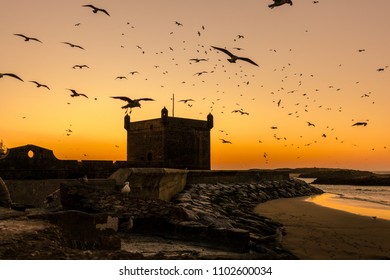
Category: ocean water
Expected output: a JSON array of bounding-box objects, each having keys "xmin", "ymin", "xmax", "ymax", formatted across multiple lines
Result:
[{"xmin": 300, "ymin": 178, "xmax": 390, "ymax": 220}]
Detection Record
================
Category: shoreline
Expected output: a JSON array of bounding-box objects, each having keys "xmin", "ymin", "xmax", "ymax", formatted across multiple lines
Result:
[
  {"xmin": 306, "ymin": 193, "xmax": 390, "ymax": 220},
  {"xmin": 254, "ymin": 195, "xmax": 390, "ymax": 259}
]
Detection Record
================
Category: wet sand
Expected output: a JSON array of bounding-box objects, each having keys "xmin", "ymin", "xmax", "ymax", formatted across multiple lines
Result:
[{"xmin": 254, "ymin": 195, "xmax": 390, "ymax": 259}]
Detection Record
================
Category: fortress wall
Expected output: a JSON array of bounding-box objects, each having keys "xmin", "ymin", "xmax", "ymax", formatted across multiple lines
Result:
[
  {"xmin": 109, "ymin": 168, "xmax": 188, "ymax": 202},
  {"xmin": 5, "ymin": 179, "xmax": 116, "ymax": 208},
  {"xmin": 186, "ymin": 170, "xmax": 290, "ymax": 184},
  {"xmin": 4, "ymin": 169, "xmax": 290, "ymax": 208}
]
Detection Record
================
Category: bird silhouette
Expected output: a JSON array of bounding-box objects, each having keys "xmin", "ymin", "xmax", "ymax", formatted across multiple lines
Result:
[
  {"xmin": 352, "ymin": 122, "xmax": 367, "ymax": 126},
  {"xmin": 82, "ymin": 4, "xmax": 110, "ymax": 16},
  {"xmin": 189, "ymin": 58, "xmax": 208, "ymax": 63},
  {"xmin": 220, "ymin": 139, "xmax": 232, "ymax": 144},
  {"xmin": 62, "ymin": 42, "xmax": 85, "ymax": 50},
  {"xmin": 0, "ymin": 73, "xmax": 23, "ymax": 82},
  {"xmin": 115, "ymin": 76, "xmax": 127, "ymax": 80},
  {"xmin": 232, "ymin": 109, "xmax": 249, "ymax": 115},
  {"xmin": 67, "ymin": 89, "xmax": 88, "ymax": 98},
  {"xmin": 307, "ymin": 121, "xmax": 315, "ymax": 127},
  {"xmin": 73, "ymin": 64, "xmax": 89, "ymax": 69},
  {"xmin": 110, "ymin": 96, "xmax": 155, "ymax": 113},
  {"xmin": 14, "ymin": 33, "xmax": 42, "ymax": 43},
  {"xmin": 194, "ymin": 71, "xmax": 208, "ymax": 76},
  {"xmin": 178, "ymin": 99, "xmax": 195, "ymax": 103},
  {"xmin": 268, "ymin": 0, "xmax": 293, "ymax": 9},
  {"xmin": 29, "ymin": 81, "xmax": 50, "ymax": 90},
  {"xmin": 129, "ymin": 71, "xmax": 139, "ymax": 75},
  {"xmin": 211, "ymin": 46, "xmax": 259, "ymax": 66}
]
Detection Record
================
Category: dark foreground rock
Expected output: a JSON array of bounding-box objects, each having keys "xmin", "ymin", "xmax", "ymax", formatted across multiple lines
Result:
[{"xmin": 1, "ymin": 178, "xmax": 323, "ymax": 259}]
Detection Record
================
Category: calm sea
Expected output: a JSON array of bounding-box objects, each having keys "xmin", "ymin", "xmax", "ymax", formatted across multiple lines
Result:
[{"xmin": 300, "ymin": 178, "xmax": 390, "ymax": 220}]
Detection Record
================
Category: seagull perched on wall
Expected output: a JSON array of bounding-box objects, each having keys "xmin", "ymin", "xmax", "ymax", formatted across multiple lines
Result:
[
  {"xmin": 121, "ymin": 182, "xmax": 131, "ymax": 200},
  {"xmin": 110, "ymin": 96, "xmax": 155, "ymax": 114},
  {"xmin": 82, "ymin": 4, "xmax": 110, "ymax": 16},
  {"xmin": 268, "ymin": 0, "xmax": 293, "ymax": 9},
  {"xmin": 211, "ymin": 46, "xmax": 259, "ymax": 66}
]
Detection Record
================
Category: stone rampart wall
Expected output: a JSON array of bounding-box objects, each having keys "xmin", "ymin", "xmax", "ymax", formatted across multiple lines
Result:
[
  {"xmin": 109, "ymin": 168, "xmax": 188, "ymax": 202},
  {"xmin": 5, "ymin": 179, "xmax": 116, "ymax": 208},
  {"xmin": 187, "ymin": 170, "xmax": 290, "ymax": 184}
]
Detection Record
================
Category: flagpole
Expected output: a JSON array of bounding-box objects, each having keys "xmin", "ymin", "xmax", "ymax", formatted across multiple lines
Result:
[{"xmin": 172, "ymin": 93, "xmax": 175, "ymax": 117}]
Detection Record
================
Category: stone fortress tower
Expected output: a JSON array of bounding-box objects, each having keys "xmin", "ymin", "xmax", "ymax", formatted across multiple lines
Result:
[{"xmin": 124, "ymin": 107, "xmax": 213, "ymax": 170}]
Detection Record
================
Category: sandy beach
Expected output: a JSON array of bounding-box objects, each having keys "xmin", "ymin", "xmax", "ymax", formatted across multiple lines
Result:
[{"xmin": 254, "ymin": 194, "xmax": 390, "ymax": 260}]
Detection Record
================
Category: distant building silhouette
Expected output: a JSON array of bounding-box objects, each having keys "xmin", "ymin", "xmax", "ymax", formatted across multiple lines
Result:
[
  {"xmin": 0, "ymin": 140, "xmax": 6, "ymax": 158},
  {"xmin": 124, "ymin": 107, "xmax": 213, "ymax": 170}
]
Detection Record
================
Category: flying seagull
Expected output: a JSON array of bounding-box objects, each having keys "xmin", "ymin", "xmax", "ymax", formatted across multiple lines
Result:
[
  {"xmin": 73, "ymin": 64, "xmax": 89, "ymax": 69},
  {"xmin": 306, "ymin": 121, "xmax": 315, "ymax": 127},
  {"xmin": 29, "ymin": 81, "xmax": 50, "ymax": 90},
  {"xmin": 268, "ymin": 0, "xmax": 293, "ymax": 9},
  {"xmin": 62, "ymin": 42, "xmax": 85, "ymax": 50},
  {"xmin": 211, "ymin": 46, "xmax": 259, "ymax": 66},
  {"xmin": 352, "ymin": 122, "xmax": 367, "ymax": 126},
  {"xmin": 220, "ymin": 139, "xmax": 232, "ymax": 144},
  {"xmin": 67, "ymin": 89, "xmax": 88, "ymax": 98},
  {"xmin": 194, "ymin": 71, "xmax": 208, "ymax": 76},
  {"xmin": 178, "ymin": 99, "xmax": 194, "ymax": 103},
  {"xmin": 189, "ymin": 58, "xmax": 208, "ymax": 63},
  {"xmin": 232, "ymin": 109, "xmax": 249, "ymax": 115},
  {"xmin": 14, "ymin": 33, "xmax": 42, "ymax": 43},
  {"xmin": 82, "ymin": 4, "xmax": 110, "ymax": 16},
  {"xmin": 0, "ymin": 73, "xmax": 24, "ymax": 82},
  {"xmin": 110, "ymin": 96, "xmax": 155, "ymax": 114}
]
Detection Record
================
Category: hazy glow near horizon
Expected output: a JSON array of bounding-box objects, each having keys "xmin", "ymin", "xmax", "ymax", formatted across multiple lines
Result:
[{"xmin": 1, "ymin": 0, "xmax": 389, "ymax": 171}]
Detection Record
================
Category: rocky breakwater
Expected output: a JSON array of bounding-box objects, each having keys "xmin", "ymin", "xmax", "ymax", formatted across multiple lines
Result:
[
  {"xmin": 58, "ymin": 178, "xmax": 323, "ymax": 259},
  {"xmin": 171, "ymin": 179, "xmax": 323, "ymax": 257}
]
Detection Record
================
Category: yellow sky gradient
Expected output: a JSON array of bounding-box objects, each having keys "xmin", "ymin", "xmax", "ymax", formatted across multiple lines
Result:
[{"xmin": 1, "ymin": 0, "xmax": 389, "ymax": 171}]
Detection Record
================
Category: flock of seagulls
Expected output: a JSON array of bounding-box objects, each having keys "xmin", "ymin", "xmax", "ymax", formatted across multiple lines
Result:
[{"xmin": 2, "ymin": 1, "xmax": 387, "ymax": 164}]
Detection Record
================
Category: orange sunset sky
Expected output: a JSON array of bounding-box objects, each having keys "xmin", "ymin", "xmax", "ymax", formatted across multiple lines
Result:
[{"xmin": 1, "ymin": 0, "xmax": 389, "ymax": 171}]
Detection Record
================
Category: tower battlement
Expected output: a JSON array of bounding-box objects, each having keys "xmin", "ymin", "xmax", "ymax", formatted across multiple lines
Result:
[{"xmin": 124, "ymin": 108, "xmax": 213, "ymax": 170}]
